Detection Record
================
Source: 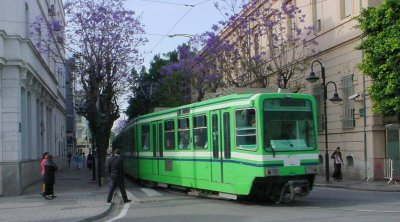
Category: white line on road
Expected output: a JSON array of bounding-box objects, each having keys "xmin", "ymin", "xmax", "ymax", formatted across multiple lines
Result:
[
  {"xmin": 104, "ymin": 203, "xmax": 130, "ymax": 222},
  {"xmin": 140, "ymin": 188, "xmax": 162, "ymax": 197},
  {"xmin": 105, "ymin": 190, "xmax": 135, "ymax": 222}
]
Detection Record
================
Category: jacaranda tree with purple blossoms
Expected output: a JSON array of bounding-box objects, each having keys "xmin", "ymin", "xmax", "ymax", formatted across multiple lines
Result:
[
  {"xmin": 161, "ymin": 33, "xmax": 226, "ymax": 102},
  {"xmin": 213, "ymin": 0, "xmax": 317, "ymax": 90},
  {"xmin": 161, "ymin": 0, "xmax": 317, "ymax": 99},
  {"xmin": 64, "ymin": 0, "xmax": 147, "ymax": 175}
]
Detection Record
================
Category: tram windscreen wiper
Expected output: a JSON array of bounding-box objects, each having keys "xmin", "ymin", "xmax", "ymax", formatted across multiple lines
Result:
[{"xmin": 271, "ymin": 146, "xmax": 276, "ymax": 158}]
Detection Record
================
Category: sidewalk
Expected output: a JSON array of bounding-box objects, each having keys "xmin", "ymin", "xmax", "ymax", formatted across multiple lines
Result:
[
  {"xmin": 1, "ymin": 172, "xmax": 399, "ymax": 222},
  {"xmin": 314, "ymin": 175, "xmax": 400, "ymax": 192},
  {"xmin": 0, "ymin": 168, "xmax": 114, "ymax": 222}
]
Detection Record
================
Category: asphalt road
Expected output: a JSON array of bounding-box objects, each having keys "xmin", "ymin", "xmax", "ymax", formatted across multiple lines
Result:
[{"xmin": 99, "ymin": 185, "xmax": 400, "ymax": 222}]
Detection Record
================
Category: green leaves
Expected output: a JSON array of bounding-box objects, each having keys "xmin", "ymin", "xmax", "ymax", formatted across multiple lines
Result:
[{"xmin": 357, "ymin": 0, "xmax": 400, "ymax": 118}]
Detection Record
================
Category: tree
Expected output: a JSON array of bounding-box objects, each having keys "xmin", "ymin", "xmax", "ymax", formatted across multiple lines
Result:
[
  {"xmin": 126, "ymin": 52, "xmax": 181, "ymax": 120},
  {"xmin": 161, "ymin": 38, "xmax": 226, "ymax": 102},
  {"xmin": 213, "ymin": 0, "xmax": 317, "ymax": 90},
  {"xmin": 113, "ymin": 119, "xmax": 128, "ymax": 135},
  {"xmin": 357, "ymin": 0, "xmax": 400, "ymax": 122},
  {"xmin": 160, "ymin": 0, "xmax": 317, "ymax": 97},
  {"xmin": 64, "ymin": 0, "xmax": 147, "ymax": 175}
]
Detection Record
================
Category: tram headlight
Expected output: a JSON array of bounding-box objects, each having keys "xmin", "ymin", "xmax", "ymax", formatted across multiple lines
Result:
[
  {"xmin": 305, "ymin": 166, "xmax": 318, "ymax": 174},
  {"xmin": 265, "ymin": 168, "xmax": 279, "ymax": 176}
]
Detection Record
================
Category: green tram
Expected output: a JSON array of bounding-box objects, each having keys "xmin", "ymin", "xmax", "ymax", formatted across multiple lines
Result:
[{"xmin": 113, "ymin": 91, "xmax": 319, "ymax": 203}]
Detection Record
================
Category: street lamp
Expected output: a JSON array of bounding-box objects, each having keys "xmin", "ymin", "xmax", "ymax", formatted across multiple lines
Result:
[
  {"xmin": 168, "ymin": 34, "xmax": 195, "ymax": 38},
  {"xmin": 306, "ymin": 60, "xmax": 342, "ymax": 182}
]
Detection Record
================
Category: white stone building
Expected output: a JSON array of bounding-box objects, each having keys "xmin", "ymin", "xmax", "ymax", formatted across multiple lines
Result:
[{"xmin": 0, "ymin": 0, "xmax": 66, "ymax": 195}]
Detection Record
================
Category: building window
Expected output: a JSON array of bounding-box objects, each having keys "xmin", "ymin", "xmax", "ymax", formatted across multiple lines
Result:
[
  {"xmin": 25, "ymin": 3, "xmax": 30, "ymax": 38},
  {"xmin": 341, "ymin": 0, "xmax": 353, "ymax": 19},
  {"xmin": 346, "ymin": 156, "xmax": 354, "ymax": 167},
  {"xmin": 312, "ymin": 0, "xmax": 323, "ymax": 33},
  {"xmin": 253, "ymin": 27, "xmax": 260, "ymax": 60},
  {"xmin": 285, "ymin": 0, "xmax": 297, "ymax": 45},
  {"xmin": 341, "ymin": 75, "xmax": 355, "ymax": 128},
  {"xmin": 312, "ymin": 84, "xmax": 324, "ymax": 132}
]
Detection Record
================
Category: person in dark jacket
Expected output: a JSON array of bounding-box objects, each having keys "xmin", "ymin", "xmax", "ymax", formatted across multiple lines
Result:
[
  {"xmin": 331, "ymin": 147, "xmax": 344, "ymax": 181},
  {"xmin": 43, "ymin": 155, "xmax": 58, "ymax": 199},
  {"xmin": 106, "ymin": 149, "xmax": 131, "ymax": 203},
  {"xmin": 40, "ymin": 152, "xmax": 49, "ymax": 197}
]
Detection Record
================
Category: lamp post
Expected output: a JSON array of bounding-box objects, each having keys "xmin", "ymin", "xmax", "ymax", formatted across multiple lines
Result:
[
  {"xmin": 168, "ymin": 34, "xmax": 194, "ymax": 38},
  {"xmin": 306, "ymin": 60, "xmax": 342, "ymax": 182}
]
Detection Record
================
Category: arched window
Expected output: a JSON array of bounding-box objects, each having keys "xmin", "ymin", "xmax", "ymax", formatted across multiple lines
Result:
[{"xmin": 346, "ymin": 156, "xmax": 354, "ymax": 167}]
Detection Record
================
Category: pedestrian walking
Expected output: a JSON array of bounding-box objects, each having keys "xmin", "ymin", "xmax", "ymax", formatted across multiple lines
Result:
[
  {"xmin": 40, "ymin": 152, "xmax": 49, "ymax": 197},
  {"xmin": 331, "ymin": 147, "xmax": 344, "ymax": 181},
  {"xmin": 106, "ymin": 149, "xmax": 131, "ymax": 204},
  {"xmin": 74, "ymin": 153, "xmax": 82, "ymax": 169},
  {"xmin": 43, "ymin": 155, "xmax": 58, "ymax": 200},
  {"xmin": 67, "ymin": 152, "xmax": 72, "ymax": 169},
  {"xmin": 86, "ymin": 152, "xmax": 94, "ymax": 169}
]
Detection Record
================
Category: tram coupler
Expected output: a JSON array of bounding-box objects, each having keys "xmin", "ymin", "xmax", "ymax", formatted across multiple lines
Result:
[{"xmin": 276, "ymin": 179, "xmax": 310, "ymax": 204}]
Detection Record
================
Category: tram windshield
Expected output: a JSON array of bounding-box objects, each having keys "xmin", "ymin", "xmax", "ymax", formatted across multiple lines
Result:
[{"xmin": 263, "ymin": 98, "xmax": 316, "ymax": 151}]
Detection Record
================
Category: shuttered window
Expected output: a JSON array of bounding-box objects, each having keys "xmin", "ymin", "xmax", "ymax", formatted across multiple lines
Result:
[{"xmin": 341, "ymin": 75, "xmax": 355, "ymax": 128}]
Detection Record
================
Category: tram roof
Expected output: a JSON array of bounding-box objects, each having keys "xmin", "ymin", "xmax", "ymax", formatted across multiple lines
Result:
[{"xmin": 116, "ymin": 87, "xmax": 313, "ymax": 137}]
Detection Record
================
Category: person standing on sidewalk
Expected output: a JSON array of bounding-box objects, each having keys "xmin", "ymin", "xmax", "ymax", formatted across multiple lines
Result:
[
  {"xmin": 331, "ymin": 147, "xmax": 344, "ymax": 181},
  {"xmin": 44, "ymin": 155, "xmax": 58, "ymax": 199},
  {"xmin": 40, "ymin": 152, "xmax": 49, "ymax": 197},
  {"xmin": 67, "ymin": 152, "xmax": 72, "ymax": 169},
  {"xmin": 106, "ymin": 149, "xmax": 131, "ymax": 204}
]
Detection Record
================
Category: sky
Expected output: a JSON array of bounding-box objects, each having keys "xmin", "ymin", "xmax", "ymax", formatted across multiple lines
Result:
[
  {"xmin": 124, "ymin": 0, "xmax": 225, "ymax": 69},
  {"xmin": 114, "ymin": 0, "xmax": 225, "ymax": 120}
]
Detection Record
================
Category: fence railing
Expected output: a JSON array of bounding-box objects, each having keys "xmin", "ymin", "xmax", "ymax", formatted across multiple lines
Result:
[
  {"xmin": 367, "ymin": 158, "xmax": 398, "ymax": 185},
  {"xmin": 384, "ymin": 159, "xmax": 398, "ymax": 185}
]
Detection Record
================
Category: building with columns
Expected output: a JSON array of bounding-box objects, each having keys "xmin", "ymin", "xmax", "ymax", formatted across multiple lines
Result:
[
  {"xmin": 216, "ymin": 0, "xmax": 397, "ymax": 181},
  {"xmin": 0, "ymin": 0, "xmax": 67, "ymax": 195}
]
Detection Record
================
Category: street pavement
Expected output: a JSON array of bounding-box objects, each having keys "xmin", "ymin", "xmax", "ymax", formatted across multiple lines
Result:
[
  {"xmin": 0, "ymin": 169, "xmax": 399, "ymax": 222},
  {"xmin": 0, "ymin": 168, "xmax": 114, "ymax": 222}
]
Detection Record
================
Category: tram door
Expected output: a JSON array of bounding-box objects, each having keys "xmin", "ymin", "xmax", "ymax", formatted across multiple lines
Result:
[
  {"xmin": 152, "ymin": 122, "xmax": 163, "ymax": 176},
  {"xmin": 211, "ymin": 110, "xmax": 223, "ymax": 183}
]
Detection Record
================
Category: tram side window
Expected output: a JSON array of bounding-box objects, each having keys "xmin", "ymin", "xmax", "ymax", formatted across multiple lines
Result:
[
  {"xmin": 164, "ymin": 120, "xmax": 175, "ymax": 150},
  {"xmin": 130, "ymin": 128, "xmax": 136, "ymax": 156},
  {"xmin": 193, "ymin": 115, "xmax": 207, "ymax": 149},
  {"xmin": 235, "ymin": 109, "xmax": 257, "ymax": 149},
  {"xmin": 141, "ymin": 124, "xmax": 150, "ymax": 150},
  {"xmin": 178, "ymin": 118, "xmax": 190, "ymax": 150}
]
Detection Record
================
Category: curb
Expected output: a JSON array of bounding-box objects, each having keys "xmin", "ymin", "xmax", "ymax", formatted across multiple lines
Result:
[
  {"xmin": 77, "ymin": 203, "xmax": 114, "ymax": 222},
  {"xmin": 314, "ymin": 183, "xmax": 400, "ymax": 192}
]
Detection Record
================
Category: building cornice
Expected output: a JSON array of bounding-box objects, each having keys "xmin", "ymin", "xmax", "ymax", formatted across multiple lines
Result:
[{"xmin": 0, "ymin": 30, "xmax": 67, "ymax": 114}]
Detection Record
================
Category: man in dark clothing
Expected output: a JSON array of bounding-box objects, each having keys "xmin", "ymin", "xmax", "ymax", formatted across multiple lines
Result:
[
  {"xmin": 67, "ymin": 152, "xmax": 72, "ymax": 169},
  {"xmin": 44, "ymin": 155, "xmax": 58, "ymax": 200},
  {"xmin": 106, "ymin": 149, "xmax": 131, "ymax": 203}
]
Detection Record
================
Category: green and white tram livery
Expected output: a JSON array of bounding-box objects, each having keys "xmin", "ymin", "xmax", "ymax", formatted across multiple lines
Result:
[{"xmin": 113, "ymin": 91, "xmax": 319, "ymax": 203}]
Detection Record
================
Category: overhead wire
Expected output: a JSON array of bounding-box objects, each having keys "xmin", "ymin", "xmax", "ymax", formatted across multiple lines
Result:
[{"xmin": 147, "ymin": 0, "xmax": 212, "ymax": 54}]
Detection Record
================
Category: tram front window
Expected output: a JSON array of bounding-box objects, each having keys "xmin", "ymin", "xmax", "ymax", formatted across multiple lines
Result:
[{"xmin": 263, "ymin": 98, "xmax": 316, "ymax": 151}]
